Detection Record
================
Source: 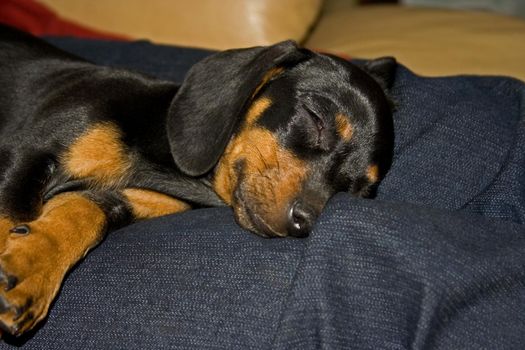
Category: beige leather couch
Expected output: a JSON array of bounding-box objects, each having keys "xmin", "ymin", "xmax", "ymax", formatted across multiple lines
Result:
[{"xmin": 39, "ymin": 0, "xmax": 525, "ymax": 81}]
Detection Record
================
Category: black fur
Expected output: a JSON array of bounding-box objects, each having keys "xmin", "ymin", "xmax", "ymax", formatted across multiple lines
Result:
[{"xmin": 0, "ymin": 24, "xmax": 224, "ymax": 226}]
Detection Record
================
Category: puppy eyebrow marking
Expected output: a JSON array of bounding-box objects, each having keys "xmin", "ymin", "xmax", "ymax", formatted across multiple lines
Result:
[
  {"xmin": 62, "ymin": 122, "xmax": 132, "ymax": 186},
  {"xmin": 367, "ymin": 164, "xmax": 379, "ymax": 183},
  {"xmin": 335, "ymin": 114, "xmax": 354, "ymax": 141},
  {"xmin": 245, "ymin": 97, "xmax": 272, "ymax": 125},
  {"xmin": 123, "ymin": 188, "xmax": 190, "ymax": 219},
  {"xmin": 252, "ymin": 67, "xmax": 284, "ymax": 99}
]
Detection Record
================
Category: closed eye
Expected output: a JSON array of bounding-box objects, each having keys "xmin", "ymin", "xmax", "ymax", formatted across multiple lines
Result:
[{"xmin": 305, "ymin": 107, "xmax": 324, "ymax": 144}]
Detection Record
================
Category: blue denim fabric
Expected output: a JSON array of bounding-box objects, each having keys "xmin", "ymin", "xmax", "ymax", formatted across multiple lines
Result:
[{"xmin": 1, "ymin": 39, "xmax": 524, "ymax": 349}]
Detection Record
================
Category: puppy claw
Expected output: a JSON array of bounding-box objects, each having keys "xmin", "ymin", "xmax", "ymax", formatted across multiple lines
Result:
[
  {"xmin": 0, "ymin": 270, "xmax": 15, "ymax": 291},
  {"xmin": 14, "ymin": 299, "xmax": 32, "ymax": 320},
  {"xmin": 4, "ymin": 276, "xmax": 17, "ymax": 292}
]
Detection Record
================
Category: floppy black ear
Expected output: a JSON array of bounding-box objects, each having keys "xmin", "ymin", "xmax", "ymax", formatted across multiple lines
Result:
[
  {"xmin": 167, "ymin": 40, "xmax": 308, "ymax": 176},
  {"xmin": 363, "ymin": 56, "xmax": 397, "ymax": 90}
]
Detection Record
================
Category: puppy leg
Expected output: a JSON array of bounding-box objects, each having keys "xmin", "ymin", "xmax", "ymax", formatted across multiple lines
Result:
[
  {"xmin": 122, "ymin": 188, "xmax": 191, "ymax": 219},
  {"xmin": 0, "ymin": 192, "xmax": 107, "ymax": 336}
]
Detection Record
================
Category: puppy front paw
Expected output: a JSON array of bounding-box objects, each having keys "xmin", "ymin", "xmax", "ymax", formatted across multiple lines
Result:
[
  {"xmin": 0, "ymin": 193, "xmax": 107, "ymax": 337},
  {"xmin": 0, "ymin": 224, "xmax": 65, "ymax": 337}
]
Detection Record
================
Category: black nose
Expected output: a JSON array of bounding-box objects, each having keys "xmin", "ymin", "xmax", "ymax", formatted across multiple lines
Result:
[{"xmin": 287, "ymin": 201, "xmax": 316, "ymax": 238}]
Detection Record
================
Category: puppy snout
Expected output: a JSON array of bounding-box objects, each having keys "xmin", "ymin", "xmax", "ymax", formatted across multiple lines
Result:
[{"xmin": 287, "ymin": 200, "xmax": 317, "ymax": 238}]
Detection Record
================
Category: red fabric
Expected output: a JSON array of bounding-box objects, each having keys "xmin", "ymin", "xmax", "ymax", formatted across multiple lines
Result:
[{"xmin": 0, "ymin": 0, "xmax": 128, "ymax": 40}]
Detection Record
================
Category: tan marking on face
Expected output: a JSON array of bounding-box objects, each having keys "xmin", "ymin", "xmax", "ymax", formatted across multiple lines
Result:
[
  {"xmin": 62, "ymin": 122, "xmax": 131, "ymax": 187},
  {"xmin": 251, "ymin": 67, "xmax": 284, "ymax": 99},
  {"xmin": 0, "ymin": 192, "xmax": 106, "ymax": 334},
  {"xmin": 214, "ymin": 126, "xmax": 307, "ymax": 234},
  {"xmin": 245, "ymin": 97, "xmax": 272, "ymax": 125},
  {"xmin": 367, "ymin": 164, "xmax": 379, "ymax": 183},
  {"xmin": 335, "ymin": 114, "xmax": 354, "ymax": 141},
  {"xmin": 123, "ymin": 188, "xmax": 190, "ymax": 220}
]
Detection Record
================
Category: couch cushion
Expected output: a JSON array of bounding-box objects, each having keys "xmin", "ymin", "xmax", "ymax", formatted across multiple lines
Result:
[
  {"xmin": 307, "ymin": 4, "xmax": 525, "ymax": 81},
  {"xmin": 37, "ymin": 0, "xmax": 322, "ymax": 49}
]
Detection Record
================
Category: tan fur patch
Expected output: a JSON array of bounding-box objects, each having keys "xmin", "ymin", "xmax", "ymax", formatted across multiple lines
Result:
[
  {"xmin": 367, "ymin": 164, "xmax": 379, "ymax": 183},
  {"xmin": 245, "ymin": 97, "xmax": 272, "ymax": 125},
  {"xmin": 123, "ymin": 188, "xmax": 190, "ymax": 220},
  {"xmin": 62, "ymin": 122, "xmax": 131, "ymax": 187},
  {"xmin": 335, "ymin": 114, "xmax": 353, "ymax": 141}
]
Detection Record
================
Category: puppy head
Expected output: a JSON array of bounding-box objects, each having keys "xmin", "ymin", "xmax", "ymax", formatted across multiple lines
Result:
[{"xmin": 168, "ymin": 41, "xmax": 395, "ymax": 237}]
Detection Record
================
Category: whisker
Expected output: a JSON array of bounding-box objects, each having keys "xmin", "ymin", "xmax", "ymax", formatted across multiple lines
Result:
[
  {"xmin": 252, "ymin": 144, "xmax": 269, "ymax": 173},
  {"xmin": 274, "ymin": 145, "xmax": 282, "ymax": 172}
]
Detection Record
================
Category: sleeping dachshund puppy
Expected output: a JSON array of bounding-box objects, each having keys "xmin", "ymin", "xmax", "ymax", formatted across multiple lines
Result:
[{"xmin": 0, "ymin": 24, "xmax": 396, "ymax": 336}]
